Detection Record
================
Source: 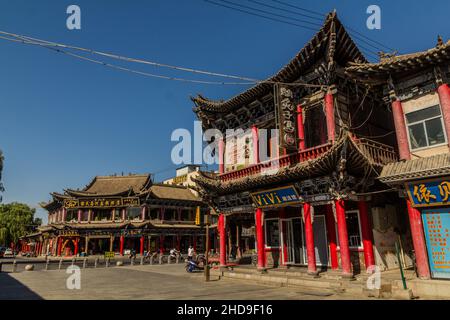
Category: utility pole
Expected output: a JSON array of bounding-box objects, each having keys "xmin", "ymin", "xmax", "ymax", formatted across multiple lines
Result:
[{"xmin": 204, "ymin": 212, "xmax": 210, "ymax": 282}]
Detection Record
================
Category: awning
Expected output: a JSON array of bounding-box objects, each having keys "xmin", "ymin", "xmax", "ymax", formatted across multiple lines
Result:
[{"xmin": 379, "ymin": 153, "xmax": 450, "ymax": 185}]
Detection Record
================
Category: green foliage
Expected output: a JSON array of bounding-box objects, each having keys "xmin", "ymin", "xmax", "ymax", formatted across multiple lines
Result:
[{"xmin": 0, "ymin": 202, "xmax": 39, "ymax": 246}]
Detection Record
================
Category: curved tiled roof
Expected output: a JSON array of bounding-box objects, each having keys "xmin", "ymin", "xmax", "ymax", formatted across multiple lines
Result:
[
  {"xmin": 192, "ymin": 11, "xmax": 366, "ymax": 118},
  {"xmin": 346, "ymin": 41, "xmax": 450, "ymax": 83},
  {"xmin": 379, "ymin": 153, "xmax": 450, "ymax": 184}
]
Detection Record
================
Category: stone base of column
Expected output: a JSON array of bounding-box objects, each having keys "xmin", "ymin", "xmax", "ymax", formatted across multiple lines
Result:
[
  {"xmin": 340, "ymin": 272, "xmax": 356, "ymax": 280},
  {"xmin": 307, "ymin": 270, "xmax": 320, "ymax": 278},
  {"xmin": 257, "ymin": 267, "xmax": 268, "ymax": 274}
]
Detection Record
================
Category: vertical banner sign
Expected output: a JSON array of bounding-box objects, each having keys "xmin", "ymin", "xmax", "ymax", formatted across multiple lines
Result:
[
  {"xmin": 275, "ymin": 84, "xmax": 298, "ymax": 151},
  {"xmin": 422, "ymin": 209, "xmax": 450, "ymax": 279},
  {"xmin": 195, "ymin": 206, "xmax": 201, "ymax": 226}
]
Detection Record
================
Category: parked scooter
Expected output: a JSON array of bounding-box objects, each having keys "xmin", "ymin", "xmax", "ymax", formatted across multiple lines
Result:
[{"xmin": 185, "ymin": 254, "xmax": 206, "ymax": 272}]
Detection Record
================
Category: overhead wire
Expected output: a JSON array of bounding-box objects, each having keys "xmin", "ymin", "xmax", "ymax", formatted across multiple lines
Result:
[{"xmin": 0, "ymin": 32, "xmax": 325, "ymax": 88}]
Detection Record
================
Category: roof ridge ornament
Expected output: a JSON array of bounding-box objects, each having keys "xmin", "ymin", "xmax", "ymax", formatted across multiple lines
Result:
[
  {"xmin": 378, "ymin": 50, "xmax": 399, "ymax": 62},
  {"xmin": 437, "ymin": 35, "xmax": 444, "ymax": 48}
]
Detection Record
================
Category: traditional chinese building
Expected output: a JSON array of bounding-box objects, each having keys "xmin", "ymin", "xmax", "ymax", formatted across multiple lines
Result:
[
  {"xmin": 191, "ymin": 12, "xmax": 402, "ymax": 277},
  {"xmin": 25, "ymin": 173, "xmax": 207, "ymax": 257},
  {"xmin": 347, "ymin": 38, "xmax": 450, "ymax": 279}
]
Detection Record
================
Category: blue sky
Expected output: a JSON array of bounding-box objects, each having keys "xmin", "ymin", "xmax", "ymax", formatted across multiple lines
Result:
[{"xmin": 0, "ymin": 0, "xmax": 449, "ymax": 223}]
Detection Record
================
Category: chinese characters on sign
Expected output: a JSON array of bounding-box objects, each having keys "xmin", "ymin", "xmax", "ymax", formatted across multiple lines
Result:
[
  {"xmin": 422, "ymin": 209, "xmax": 450, "ymax": 279},
  {"xmin": 63, "ymin": 197, "xmax": 140, "ymax": 209},
  {"xmin": 251, "ymin": 185, "xmax": 302, "ymax": 208},
  {"xmin": 406, "ymin": 178, "xmax": 450, "ymax": 208},
  {"xmin": 275, "ymin": 85, "xmax": 298, "ymax": 151}
]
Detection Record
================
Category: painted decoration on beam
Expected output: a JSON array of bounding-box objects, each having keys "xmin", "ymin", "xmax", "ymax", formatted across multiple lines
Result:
[
  {"xmin": 275, "ymin": 84, "xmax": 298, "ymax": 151},
  {"xmin": 422, "ymin": 209, "xmax": 450, "ymax": 279},
  {"xmin": 406, "ymin": 178, "xmax": 450, "ymax": 208},
  {"xmin": 251, "ymin": 185, "xmax": 302, "ymax": 208}
]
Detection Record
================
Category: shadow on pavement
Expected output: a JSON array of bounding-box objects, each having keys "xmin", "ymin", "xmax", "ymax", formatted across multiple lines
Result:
[{"xmin": 0, "ymin": 273, "xmax": 43, "ymax": 300}]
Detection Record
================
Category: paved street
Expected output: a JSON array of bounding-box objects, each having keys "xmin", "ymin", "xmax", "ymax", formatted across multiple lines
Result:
[{"xmin": 0, "ymin": 263, "xmax": 371, "ymax": 300}]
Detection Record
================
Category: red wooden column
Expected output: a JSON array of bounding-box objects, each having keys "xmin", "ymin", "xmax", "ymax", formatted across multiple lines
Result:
[
  {"xmin": 218, "ymin": 137, "xmax": 225, "ymax": 174},
  {"xmin": 279, "ymin": 208, "xmax": 288, "ymax": 266},
  {"xmin": 358, "ymin": 201, "xmax": 375, "ymax": 270},
  {"xmin": 391, "ymin": 98, "xmax": 411, "ymax": 160},
  {"xmin": 57, "ymin": 237, "xmax": 63, "ymax": 256},
  {"xmin": 297, "ymin": 104, "xmax": 306, "ymax": 150},
  {"xmin": 251, "ymin": 125, "xmax": 260, "ymax": 164},
  {"xmin": 119, "ymin": 235, "xmax": 124, "ymax": 256},
  {"xmin": 255, "ymin": 208, "xmax": 266, "ymax": 270},
  {"xmin": 325, "ymin": 204, "xmax": 339, "ymax": 270},
  {"xmin": 335, "ymin": 200, "xmax": 352, "ymax": 277},
  {"xmin": 303, "ymin": 203, "xmax": 317, "ymax": 275},
  {"xmin": 406, "ymin": 200, "xmax": 431, "ymax": 279},
  {"xmin": 437, "ymin": 83, "xmax": 450, "ymax": 143},
  {"xmin": 193, "ymin": 235, "xmax": 197, "ymax": 251},
  {"xmin": 140, "ymin": 236, "xmax": 145, "ymax": 255},
  {"xmin": 160, "ymin": 235, "xmax": 165, "ymax": 254},
  {"xmin": 325, "ymin": 90, "xmax": 336, "ymax": 143},
  {"xmin": 218, "ymin": 213, "xmax": 227, "ymax": 266},
  {"xmin": 74, "ymin": 238, "xmax": 79, "ymax": 256}
]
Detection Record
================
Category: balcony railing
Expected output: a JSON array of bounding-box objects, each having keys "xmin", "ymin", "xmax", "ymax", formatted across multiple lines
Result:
[
  {"xmin": 218, "ymin": 136, "xmax": 399, "ymax": 182},
  {"xmin": 219, "ymin": 143, "xmax": 333, "ymax": 182},
  {"xmin": 353, "ymin": 138, "xmax": 398, "ymax": 166}
]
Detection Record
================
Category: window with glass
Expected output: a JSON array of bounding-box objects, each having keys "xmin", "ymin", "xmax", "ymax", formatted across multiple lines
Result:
[
  {"xmin": 149, "ymin": 208, "xmax": 159, "ymax": 220},
  {"xmin": 335, "ymin": 210, "xmax": 362, "ymax": 248},
  {"xmin": 65, "ymin": 210, "xmax": 78, "ymax": 222},
  {"xmin": 265, "ymin": 219, "xmax": 280, "ymax": 248},
  {"xmin": 405, "ymin": 105, "xmax": 446, "ymax": 150},
  {"xmin": 93, "ymin": 209, "xmax": 112, "ymax": 221},
  {"xmin": 126, "ymin": 207, "xmax": 141, "ymax": 220}
]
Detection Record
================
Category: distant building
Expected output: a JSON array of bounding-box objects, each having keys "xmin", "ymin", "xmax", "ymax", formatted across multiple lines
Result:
[{"xmin": 22, "ymin": 173, "xmax": 207, "ymax": 257}]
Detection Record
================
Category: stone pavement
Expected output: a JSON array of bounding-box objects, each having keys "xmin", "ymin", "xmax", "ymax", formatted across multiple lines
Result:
[{"xmin": 0, "ymin": 263, "xmax": 374, "ymax": 300}]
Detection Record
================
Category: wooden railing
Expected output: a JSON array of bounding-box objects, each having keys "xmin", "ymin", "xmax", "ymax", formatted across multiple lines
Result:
[
  {"xmin": 218, "ymin": 136, "xmax": 399, "ymax": 182},
  {"xmin": 353, "ymin": 138, "xmax": 398, "ymax": 166},
  {"xmin": 219, "ymin": 143, "xmax": 333, "ymax": 182}
]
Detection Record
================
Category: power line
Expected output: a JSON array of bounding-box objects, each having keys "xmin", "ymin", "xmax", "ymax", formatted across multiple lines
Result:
[
  {"xmin": 204, "ymin": 0, "xmax": 318, "ymax": 32},
  {"xmin": 218, "ymin": 0, "xmax": 322, "ymax": 27},
  {"xmin": 272, "ymin": 0, "xmax": 395, "ymax": 53},
  {"xmin": 0, "ymin": 32, "xmax": 325, "ymax": 88},
  {"xmin": 248, "ymin": 0, "xmax": 323, "ymax": 22},
  {"xmin": 272, "ymin": 0, "xmax": 324, "ymax": 18},
  {"xmin": 0, "ymin": 35, "xmax": 252, "ymax": 85},
  {"xmin": 205, "ymin": 0, "xmax": 380, "ymax": 60}
]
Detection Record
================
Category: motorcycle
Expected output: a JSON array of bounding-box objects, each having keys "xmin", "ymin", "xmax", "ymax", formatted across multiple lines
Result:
[{"xmin": 185, "ymin": 254, "xmax": 206, "ymax": 272}]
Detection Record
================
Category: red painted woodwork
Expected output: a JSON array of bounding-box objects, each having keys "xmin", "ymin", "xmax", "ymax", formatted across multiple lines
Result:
[
  {"xmin": 358, "ymin": 201, "xmax": 375, "ymax": 270},
  {"xmin": 406, "ymin": 200, "xmax": 431, "ymax": 279},
  {"xmin": 297, "ymin": 104, "xmax": 306, "ymax": 150},
  {"xmin": 77, "ymin": 209, "xmax": 82, "ymax": 222},
  {"xmin": 218, "ymin": 137, "xmax": 225, "ymax": 174},
  {"xmin": 335, "ymin": 200, "xmax": 352, "ymax": 276},
  {"xmin": 57, "ymin": 237, "xmax": 63, "ymax": 256},
  {"xmin": 255, "ymin": 208, "xmax": 265, "ymax": 269},
  {"xmin": 391, "ymin": 99, "xmax": 411, "ymax": 160},
  {"xmin": 325, "ymin": 92, "xmax": 336, "ymax": 142},
  {"xmin": 252, "ymin": 125, "xmax": 260, "ymax": 164},
  {"xmin": 303, "ymin": 203, "xmax": 317, "ymax": 274},
  {"xmin": 325, "ymin": 204, "xmax": 339, "ymax": 270},
  {"xmin": 119, "ymin": 235, "xmax": 124, "ymax": 256},
  {"xmin": 437, "ymin": 84, "xmax": 450, "ymax": 144},
  {"xmin": 160, "ymin": 235, "xmax": 165, "ymax": 254},
  {"xmin": 140, "ymin": 236, "xmax": 144, "ymax": 255},
  {"xmin": 74, "ymin": 238, "xmax": 79, "ymax": 256},
  {"xmin": 218, "ymin": 214, "xmax": 227, "ymax": 266}
]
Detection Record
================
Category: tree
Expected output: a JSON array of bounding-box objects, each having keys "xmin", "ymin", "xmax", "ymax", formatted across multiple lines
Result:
[
  {"xmin": 0, "ymin": 202, "xmax": 40, "ymax": 246},
  {"xmin": 0, "ymin": 150, "xmax": 4, "ymax": 202}
]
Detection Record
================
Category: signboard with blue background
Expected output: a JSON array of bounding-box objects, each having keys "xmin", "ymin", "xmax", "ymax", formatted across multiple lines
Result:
[
  {"xmin": 422, "ymin": 208, "xmax": 450, "ymax": 279},
  {"xmin": 406, "ymin": 178, "xmax": 450, "ymax": 208},
  {"xmin": 251, "ymin": 185, "xmax": 302, "ymax": 208}
]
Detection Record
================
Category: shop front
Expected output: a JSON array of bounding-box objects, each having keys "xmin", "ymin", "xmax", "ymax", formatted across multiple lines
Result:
[{"xmin": 406, "ymin": 177, "xmax": 450, "ymax": 279}]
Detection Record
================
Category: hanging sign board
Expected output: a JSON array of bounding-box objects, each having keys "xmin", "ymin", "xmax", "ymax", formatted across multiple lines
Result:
[
  {"xmin": 406, "ymin": 178, "xmax": 450, "ymax": 208},
  {"xmin": 275, "ymin": 85, "xmax": 298, "ymax": 151},
  {"xmin": 422, "ymin": 209, "xmax": 450, "ymax": 279},
  {"xmin": 251, "ymin": 185, "xmax": 302, "ymax": 208}
]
